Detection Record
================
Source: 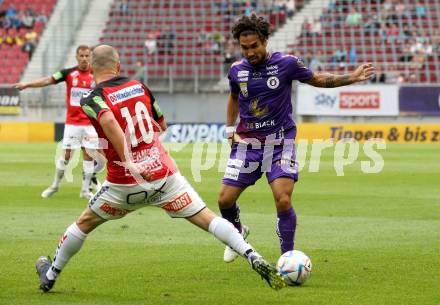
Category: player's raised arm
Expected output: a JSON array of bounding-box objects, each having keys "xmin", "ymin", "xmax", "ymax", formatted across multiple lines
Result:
[
  {"xmin": 304, "ymin": 63, "xmax": 375, "ymax": 88},
  {"xmin": 13, "ymin": 76, "xmax": 55, "ymax": 91}
]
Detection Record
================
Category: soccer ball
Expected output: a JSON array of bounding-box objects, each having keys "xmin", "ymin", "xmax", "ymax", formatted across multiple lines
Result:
[{"xmin": 276, "ymin": 250, "xmax": 312, "ymax": 286}]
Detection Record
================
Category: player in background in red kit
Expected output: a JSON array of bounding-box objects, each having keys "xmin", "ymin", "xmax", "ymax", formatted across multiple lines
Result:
[
  {"xmin": 34, "ymin": 45, "xmax": 286, "ymax": 292},
  {"xmin": 14, "ymin": 45, "xmax": 103, "ymax": 200}
]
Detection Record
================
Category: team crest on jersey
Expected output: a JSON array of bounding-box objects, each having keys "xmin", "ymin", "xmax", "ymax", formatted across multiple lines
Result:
[
  {"xmin": 237, "ymin": 70, "xmax": 249, "ymax": 77},
  {"xmin": 249, "ymin": 97, "xmax": 268, "ymax": 118},
  {"xmin": 267, "ymin": 76, "xmax": 279, "ymax": 89},
  {"xmin": 239, "ymin": 83, "xmax": 248, "ymax": 97},
  {"xmin": 72, "ymin": 78, "xmax": 78, "ymax": 86}
]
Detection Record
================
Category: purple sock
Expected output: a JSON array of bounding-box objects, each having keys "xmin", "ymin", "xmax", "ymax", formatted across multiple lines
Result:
[
  {"xmin": 219, "ymin": 202, "xmax": 242, "ymax": 233},
  {"xmin": 276, "ymin": 207, "xmax": 297, "ymax": 254}
]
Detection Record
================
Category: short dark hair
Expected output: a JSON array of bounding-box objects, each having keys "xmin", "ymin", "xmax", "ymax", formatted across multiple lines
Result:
[
  {"xmin": 76, "ymin": 45, "xmax": 91, "ymax": 54},
  {"xmin": 231, "ymin": 14, "xmax": 271, "ymax": 41}
]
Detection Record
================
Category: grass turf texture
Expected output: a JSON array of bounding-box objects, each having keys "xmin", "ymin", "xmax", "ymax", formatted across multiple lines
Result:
[{"xmin": 0, "ymin": 143, "xmax": 439, "ymax": 305}]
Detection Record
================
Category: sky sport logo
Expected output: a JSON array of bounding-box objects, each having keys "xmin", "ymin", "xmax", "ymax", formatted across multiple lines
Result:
[{"xmin": 339, "ymin": 92, "xmax": 380, "ymax": 109}]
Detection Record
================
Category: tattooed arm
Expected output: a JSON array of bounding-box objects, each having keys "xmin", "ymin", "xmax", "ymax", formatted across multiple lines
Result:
[{"xmin": 305, "ymin": 63, "xmax": 375, "ymax": 88}]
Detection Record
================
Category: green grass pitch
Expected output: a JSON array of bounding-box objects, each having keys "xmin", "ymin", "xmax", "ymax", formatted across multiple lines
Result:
[{"xmin": 0, "ymin": 143, "xmax": 439, "ymax": 305}]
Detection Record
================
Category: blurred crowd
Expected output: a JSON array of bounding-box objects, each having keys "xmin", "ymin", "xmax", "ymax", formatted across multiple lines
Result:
[
  {"xmin": 136, "ymin": 0, "xmax": 297, "ymax": 69},
  {"xmin": 0, "ymin": 3, "xmax": 47, "ymax": 58},
  {"xmin": 296, "ymin": 0, "xmax": 440, "ymax": 83}
]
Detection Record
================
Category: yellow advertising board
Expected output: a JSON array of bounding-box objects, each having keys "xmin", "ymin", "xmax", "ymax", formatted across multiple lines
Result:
[
  {"xmin": 298, "ymin": 123, "xmax": 440, "ymax": 144},
  {"xmin": 0, "ymin": 122, "xmax": 54, "ymax": 143}
]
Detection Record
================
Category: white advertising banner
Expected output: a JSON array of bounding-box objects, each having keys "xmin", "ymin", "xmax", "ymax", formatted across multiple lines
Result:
[{"xmin": 297, "ymin": 85, "xmax": 399, "ymax": 116}]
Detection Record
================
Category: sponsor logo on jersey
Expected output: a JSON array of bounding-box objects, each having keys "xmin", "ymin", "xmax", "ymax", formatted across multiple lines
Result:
[
  {"xmin": 239, "ymin": 83, "xmax": 248, "ymax": 97},
  {"xmin": 108, "ymin": 84, "xmax": 145, "ymax": 105},
  {"xmin": 99, "ymin": 202, "xmax": 131, "ymax": 217},
  {"xmin": 72, "ymin": 78, "xmax": 78, "ymax": 86},
  {"xmin": 238, "ymin": 77, "xmax": 249, "ymax": 82},
  {"xmin": 276, "ymin": 158, "xmax": 298, "ymax": 174},
  {"xmin": 267, "ymin": 69, "xmax": 278, "ymax": 76},
  {"xmin": 227, "ymin": 158, "xmax": 244, "ymax": 168},
  {"xmin": 224, "ymin": 167, "xmax": 240, "ymax": 180},
  {"xmin": 339, "ymin": 92, "xmax": 380, "ymax": 109},
  {"xmin": 249, "ymin": 97, "xmax": 268, "ymax": 118},
  {"xmin": 267, "ymin": 76, "xmax": 280, "ymax": 89},
  {"xmin": 246, "ymin": 119, "xmax": 276, "ymax": 129},
  {"xmin": 266, "ymin": 65, "xmax": 278, "ymax": 70},
  {"xmin": 162, "ymin": 192, "xmax": 193, "ymax": 212},
  {"xmin": 252, "ymin": 72, "xmax": 262, "ymax": 80},
  {"xmin": 70, "ymin": 87, "xmax": 91, "ymax": 106},
  {"xmin": 237, "ymin": 70, "xmax": 249, "ymax": 77},
  {"xmin": 70, "ymin": 71, "xmax": 80, "ymax": 77}
]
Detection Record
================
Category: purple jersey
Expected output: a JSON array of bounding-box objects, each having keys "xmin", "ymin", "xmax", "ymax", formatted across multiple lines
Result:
[{"xmin": 228, "ymin": 52, "xmax": 313, "ymax": 141}]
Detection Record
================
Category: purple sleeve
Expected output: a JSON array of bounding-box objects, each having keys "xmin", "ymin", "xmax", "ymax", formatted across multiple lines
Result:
[
  {"xmin": 228, "ymin": 68, "xmax": 240, "ymax": 94},
  {"xmin": 286, "ymin": 55, "xmax": 313, "ymax": 82}
]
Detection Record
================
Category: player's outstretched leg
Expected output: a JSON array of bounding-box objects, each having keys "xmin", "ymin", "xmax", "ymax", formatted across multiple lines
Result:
[
  {"xmin": 35, "ymin": 221, "xmax": 90, "ymax": 291},
  {"xmin": 248, "ymin": 253, "xmax": 286, "ymax": 290},
  {"xmin": 35, "ymin": 256, "xmax": 56, "ymax": 292},
  {"xmin": 189, "ymin": 210, "xmax": 285, "ymax": 290},
  {"xmin": 223, "ymin": 224, "xmax": 249, "ymax": 263}
]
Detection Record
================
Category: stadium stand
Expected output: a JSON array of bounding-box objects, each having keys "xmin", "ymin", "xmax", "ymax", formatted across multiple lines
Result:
[
  {"xmin": 287, "ymin": 0, "xmax": 440, "ymax": 83},
  {"xmin": 99, "ymin": 0, "xmax": 301, "ymax": 82},
  {"xmin": 0, "ymin": 0, "xmax": 56, "ymax": 84}
]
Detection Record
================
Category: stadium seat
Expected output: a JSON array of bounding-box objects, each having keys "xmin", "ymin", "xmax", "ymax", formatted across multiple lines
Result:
[
  {"xmin": 287, "ymin": 0, "xmax": 440, "ymax": 83},
  {"xmin": 0, "ymin": 0, "xmax": 57, "ymax": 84},
  {"xmin": 100, "ymin": 0, "xmax": 289, "ymax": 81}
]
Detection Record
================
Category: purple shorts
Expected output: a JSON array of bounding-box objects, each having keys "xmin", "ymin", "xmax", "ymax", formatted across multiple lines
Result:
[{"xmin": 223, "ymin": 128, "xmax": 298, "ymax": 188}]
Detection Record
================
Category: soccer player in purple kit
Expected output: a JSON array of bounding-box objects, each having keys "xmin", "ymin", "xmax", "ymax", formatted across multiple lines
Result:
[{"xmin": 219, "ymin": 14, "xmax": 375, "ymax": 263}]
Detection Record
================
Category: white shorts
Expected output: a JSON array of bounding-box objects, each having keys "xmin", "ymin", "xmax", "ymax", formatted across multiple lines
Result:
[
  {"xmin": 62, "ymin": 124, "xmax": 100, "ymax": 150},
  {"xmin": 89, "ymin": 172, "xmax": 206, "ymax": 220}
]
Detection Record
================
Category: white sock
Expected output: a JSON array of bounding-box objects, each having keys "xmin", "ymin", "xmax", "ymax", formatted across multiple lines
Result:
[
  {"xmin": 52, "ymin": 158, "xmax": 68, "ymax": 188},
  {"xmin": 47, "ymin": 223, "xmax": 88, "ymax": 280},
  {"xmin": 208, "ymin": 217, "xmax": 257, "ymax": 258},
  {"xmin": 81, "ymin": 160, "xmax": 94, "ymax": 192}
]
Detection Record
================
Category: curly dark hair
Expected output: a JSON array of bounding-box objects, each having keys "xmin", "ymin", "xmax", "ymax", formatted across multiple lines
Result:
[{"xmin": 231, "ymin": 14, "xmax": 271, "ymax": 41}]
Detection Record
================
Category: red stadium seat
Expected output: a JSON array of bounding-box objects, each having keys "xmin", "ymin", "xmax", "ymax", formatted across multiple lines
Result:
[{"xmin": 0, "ymin": 0, "xmax": 56, "ymax": 84}]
